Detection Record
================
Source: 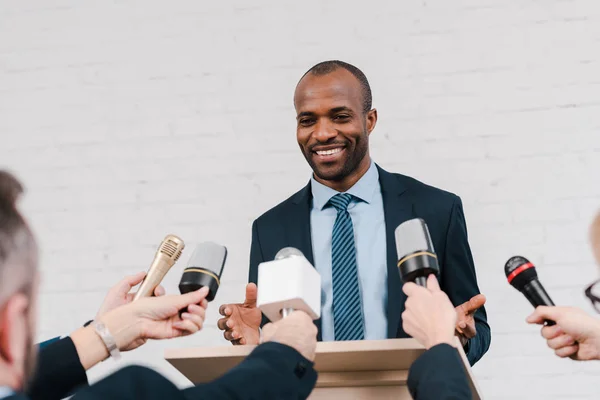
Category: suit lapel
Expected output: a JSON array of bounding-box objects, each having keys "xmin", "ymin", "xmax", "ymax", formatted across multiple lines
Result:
[
  {"xmin": 377, "ymin": 165, "xmax": 414, "ymax": 338},
  {"xmin": 286, "ymin": 181, "xmax": 322, "ymax": 339}
]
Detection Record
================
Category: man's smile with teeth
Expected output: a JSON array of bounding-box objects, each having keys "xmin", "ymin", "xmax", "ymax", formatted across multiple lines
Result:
[{"xmin": 316, "ymin": 148, "xmax": 343, "ymax": 156}]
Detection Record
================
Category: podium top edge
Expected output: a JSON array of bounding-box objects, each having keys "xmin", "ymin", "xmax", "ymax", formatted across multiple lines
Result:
[{"xmin": 165, "ymin": 338, "xmax": 425, "ymax": 361}]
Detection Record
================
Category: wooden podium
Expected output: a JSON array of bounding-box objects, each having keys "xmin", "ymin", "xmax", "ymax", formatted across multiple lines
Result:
[{"xmin": 165, "ymin": 338, "xmax": 482, "ymax": 399}]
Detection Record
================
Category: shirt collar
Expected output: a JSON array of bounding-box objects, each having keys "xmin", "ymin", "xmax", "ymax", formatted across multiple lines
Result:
[
  {"xmin": 311, "ymin": 160, "xmax": 379, "ymax": 210},
  {"xmin": 0, "ymin": 387, "xmax": 15, "ymax": 399}
]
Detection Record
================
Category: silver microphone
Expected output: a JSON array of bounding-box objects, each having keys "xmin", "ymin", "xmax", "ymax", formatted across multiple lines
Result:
[
  {"xmin": 178, "ymin": 242, "xmax": 227, "ymax": 302},
  {"xmin": 394, "ymin": 218, "xmax": 440, "ymax": 287}
]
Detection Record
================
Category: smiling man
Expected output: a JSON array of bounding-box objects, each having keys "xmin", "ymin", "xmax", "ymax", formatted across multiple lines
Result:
[{"xmin": 218, "ymin": 60, "xmax": 491, "ymax": 365}]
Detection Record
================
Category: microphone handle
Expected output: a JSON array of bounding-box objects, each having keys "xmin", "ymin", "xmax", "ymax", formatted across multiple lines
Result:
[
  {"xmin": 414, "ymin": 276, "xmax": 427, "ymax": 287},
  {"xmin": 523, "ymin": 279, "xmax": 556, "ymax": 326}
]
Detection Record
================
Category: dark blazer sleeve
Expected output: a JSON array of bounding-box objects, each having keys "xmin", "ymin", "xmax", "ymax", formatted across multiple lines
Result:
[
  {"xmin": 71, "ymin": 342, "xmax": 317, "ymax": 400},
  {"xmin": 27, "ymin": 337, "xmax": 88, "ymax": 400},
  {"xmin": 408, "ymin": 344, "xmax": 471, "ymax": 400},
  {"xmin": 71, "ymin": 365, "xmax": 183, "ymax": 400},
  {"xmin": 248, "ymin": 219, "xmax": 271, "ymax": 328},
  {"xmin": 441, "ymin": 196, "xmax": 491, "ymax": 365},
  {"xmin": 185, "ymin": 342, "xmax": 317, "ymax": 400},
  {"xmin": 248, "ymin": 219, "xmax": 264, "ymax": 286}
]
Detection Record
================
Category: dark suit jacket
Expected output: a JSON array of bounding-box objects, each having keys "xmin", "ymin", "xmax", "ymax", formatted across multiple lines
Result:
[
  {"xmin": 27, "ymin": 337, "xmax": 88, "ymax": 400},
  {"xmin": 8, "ymin": 342, "xmax": 316, "ymax": 400},
  {"xmin": 248, "ymin": 164, "xmax": 491, "ymax": 365},
  {"xmin": 408, "ymin": 343, "xmax": 472, "ymax": 399}
]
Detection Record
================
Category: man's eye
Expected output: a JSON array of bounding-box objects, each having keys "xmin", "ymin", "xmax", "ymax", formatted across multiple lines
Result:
[
  {"xmin": 334, "ymin": 115, "xmax": 350, "ymax": 121},
  {"xmin": 299, "ymin": 119, "xmax": 315, "ymax": 126}
]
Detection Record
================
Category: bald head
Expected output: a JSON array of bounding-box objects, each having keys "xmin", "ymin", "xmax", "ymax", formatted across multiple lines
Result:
[{"xmin": 295, "ymin": 60, "xmax": 372, "ymax": 114}]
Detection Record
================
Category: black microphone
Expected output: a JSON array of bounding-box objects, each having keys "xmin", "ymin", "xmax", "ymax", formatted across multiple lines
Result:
[
  {"xmin": 505, "ymin": 255, "xmax": 555, "ymax": 325},
  {"xmin": 178, "ymin": 242, "xmax": 227, "ymax": 302},
  {"xmin": 395, "ymin": 218, "xmax": 440, "ymax": 287}
]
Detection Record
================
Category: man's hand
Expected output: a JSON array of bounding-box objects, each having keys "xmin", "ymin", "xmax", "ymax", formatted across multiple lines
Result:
[
  {"xmin": 261, "ymin": 311, "xmax": 318, "ymax": 362},
  {"xmin": 217, "ymin": 283, "xmax": 262, "ymax": 345},
  {"xmin": 100, "ymin": 287, "xmax": 210, "ymax": 352},
  {"xmin": 454, "ymin": 294, "xmax": 486, "ymax": 347},
  {"xmin": 96, "ymin": 271, "xmax": 165, "ymax": 320},
  {"xmin": 527, "ymin": 306, "xmax": 600, "ymax": 361},
  {"xmin": 402, "ymin": 275, "xmax": 457, "ymax": 349}
]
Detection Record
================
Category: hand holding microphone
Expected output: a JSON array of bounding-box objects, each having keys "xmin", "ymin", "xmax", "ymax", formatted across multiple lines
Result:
[
  {"xmin": 258, "ymin": 247, "xmax": 320, "ymax": 361},
  {"xmin": 256, "ymin": 247, "xmax": 321, "ymax": 322},
  {"xmin": 505, "ymin": 256, "xmax": 555, "ymax": 325},
  {"xmin": 526, "ymin": 306, "xmax": 600, "ymax": 360},
  {"xmin": 395, "ymin": 218, "xmax": 440, "ymax": 287},
  {"xmin": 395, "ymin": 218, "xmax": 486, "ymax": 346}
]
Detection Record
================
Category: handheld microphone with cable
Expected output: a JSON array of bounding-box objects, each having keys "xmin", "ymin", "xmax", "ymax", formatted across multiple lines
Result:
[
  {"xmin": 133, "ymin": 234, "xmax": 185, "ymax": 301},
  {"xmin": 505, "ymin": 255, "xmax": 555, "ymax": 325},
  {"xmin": 178, "ymin": 241, "xmax": 227, "ymax": 302},
  {"xmin": 395, "ymin": 218, "xmax": 440, "ymax": 287},
  {"xmin": 256, "ymin": 247, "xmax": 321, "ymax": 321}
]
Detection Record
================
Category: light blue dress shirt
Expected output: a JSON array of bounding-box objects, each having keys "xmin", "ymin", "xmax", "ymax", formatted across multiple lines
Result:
[
  {"xmin": 310, "ymin": 161, "xmax": 388, "ymax": 341},
  {"xmin": 0, "ymin": 387, "xmax": 14, "ymax": 399}
]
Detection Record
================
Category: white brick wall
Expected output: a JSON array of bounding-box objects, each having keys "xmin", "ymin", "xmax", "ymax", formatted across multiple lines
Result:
[{"xmin": 1, "ymin": 0, "xmax": 600, "ymax": 398}]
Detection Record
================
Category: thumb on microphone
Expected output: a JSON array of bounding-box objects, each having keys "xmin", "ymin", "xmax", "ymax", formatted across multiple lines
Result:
[
  {"xmin": 526, "ymin": 305, "xmax": 560, "ymax": 325},
  {"xmin": 426, "ymin": 274, "xmax": 441, "ymax": 292}
]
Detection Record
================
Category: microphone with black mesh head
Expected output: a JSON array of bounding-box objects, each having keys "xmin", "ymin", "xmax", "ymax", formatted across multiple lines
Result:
[
  {"xmin": 505, "ymin": 255, "xmax": 555, "ymax": 325},
  {"xmin": 395, "ymin": 218, "xmax": 440, "ymax": 287},
  {"xmin": 178, "ymin": 242, "xmax": 227, "ymax": 302}
]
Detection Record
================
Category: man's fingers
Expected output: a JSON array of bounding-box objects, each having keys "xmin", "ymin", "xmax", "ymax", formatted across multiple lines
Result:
[
  {"xmin": 181, "ymin": 312, "xmax": 205, "ymax": 331},
  {"xmin": 526, "ymin": 306, "xmax": 560, "ymax": 325},
  {"xmin": 402, "ymin": 282, "xmax": 420, "ymax": 297},
  {"xmin": 217, "ymin": 317, "xmax": 230, "ymax": 331},
  {"xmin": 464, "ymin": 294, "xmax": 486, "ymax": 314},
  {"xmin": 125, "ymin": 271, "xmax": 147, "ymax": 288},
  {"xmin": 172, "ymin": 287, "xmax": 209, "ymax": 310},
  {"xmin": 459, "ymin": 320, "xmax": 477, "ymax": 339},
  {"xmin": 173, "ymin": 319, "xmax": 201, "ymax": 335},
  {"xmin": 541, "ymin": 324, "xmax": 563, "ymax": 340},
  {"xmin": 154, "ymin": 285, "xmax": 166, "ymax": 297},
  {"xmin": 219, "ymin": 304, "xmax": 232, "ymax": 317},
  {"xmin": 244, "ymin": 283, "xmax": 258, "ymax": 307},
  {"xmin": 426, "ymin": 275, "xmax": 441, "ymax": 291},
  {"xmin": 546, "ymin": 334, "xmax": 575, "ymax": 350},
  {"xmin": 557, "ymin": 344, "xmax": 580, "ymax": 358},
  {"xmin": 223, "ymin": 330, "xmax": 236, "ymax": 341},
  {"xmin": 186, "ymin": 304, "xmax": 206, "ymax": 320}
]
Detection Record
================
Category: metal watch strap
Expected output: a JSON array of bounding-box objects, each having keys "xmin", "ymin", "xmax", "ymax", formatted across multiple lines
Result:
[{"xmin": 93, "ymin": 321, "xmax": 121, "ymax": 360}]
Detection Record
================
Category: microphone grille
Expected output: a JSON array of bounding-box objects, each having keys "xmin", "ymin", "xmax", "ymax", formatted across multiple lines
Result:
[
  {"xmin": 504, "ymin": 255, "xmax": 535, "ymax": 277},
  {"xmin": 159, "ymin": 235, "xmax": 185, "ymax": 261},
  {"xmin": 394, "ymin": 218, "xmax": 435, "ymax": 258},
  {"xmin": 186, "ymin": 242, "xmax": 228, "ymax": 277},
  {"xmin": 275, "ymin": 247, "xmax": 304, "ymax": 260}
]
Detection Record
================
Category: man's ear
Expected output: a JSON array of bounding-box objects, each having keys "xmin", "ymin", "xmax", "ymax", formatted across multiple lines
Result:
[
  {"xmin": 366, "ymin": 108, "xmax": 378, "ymax": 135},
  {"xmin": 0, "ymin": 294, "xmax": 29, "ymax": 364}
]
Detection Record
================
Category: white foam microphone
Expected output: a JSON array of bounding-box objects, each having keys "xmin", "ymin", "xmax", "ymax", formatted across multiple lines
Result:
[
  {"xmin": 394, "ymin": 218, "xmax": 440, "ymax": 287},
  {"xmin": 256, "ymin": 247, "xmax": 321, "ymax": 321}
]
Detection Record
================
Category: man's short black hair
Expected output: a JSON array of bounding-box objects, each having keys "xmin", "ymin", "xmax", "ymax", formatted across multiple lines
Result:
[{"xmin": 300, "ymin": 60, "xmax": 372, "ymax": 113}]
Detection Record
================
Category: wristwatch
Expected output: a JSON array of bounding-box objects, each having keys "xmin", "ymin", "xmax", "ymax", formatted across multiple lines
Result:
[{"xmin": 93, "ymin": 321, "xmax": 121, "ymax": 360}]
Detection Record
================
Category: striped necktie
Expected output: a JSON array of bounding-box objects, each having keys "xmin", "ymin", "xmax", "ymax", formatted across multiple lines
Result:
[{"xmin": 328, "ymin": 193, "xmax": 365, "ymax": 341}]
